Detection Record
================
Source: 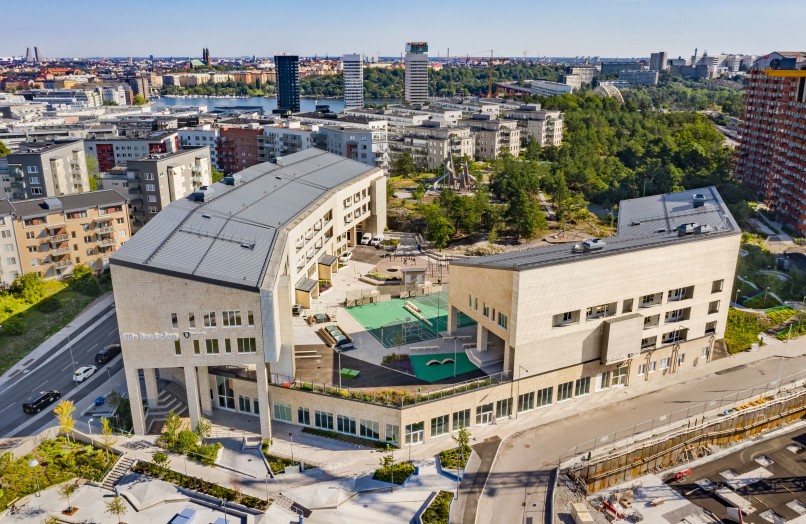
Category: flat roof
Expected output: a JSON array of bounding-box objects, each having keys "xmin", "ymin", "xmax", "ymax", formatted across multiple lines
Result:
[
  {"xmin": 5, "ymin": 189, "xmax": 127, "ymax": 218},
  {"xmin": 111, "ymin": 149, "xmax": 381, "ymax": 290},
  {"xmin": 452, "ymin": 187, "xmax": 739, "ymax": 271}
]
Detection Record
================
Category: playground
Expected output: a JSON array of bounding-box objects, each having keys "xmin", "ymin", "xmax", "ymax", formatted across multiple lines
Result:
[
  {"xmin": 346, "ymin": 291, "xmax": 476, "ymax": 348},
  {"xmin": 409, "ymin": 352, "xmax": 479, "ymax": 383}
]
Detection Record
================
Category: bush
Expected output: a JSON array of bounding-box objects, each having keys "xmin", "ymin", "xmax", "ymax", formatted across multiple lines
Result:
[
  {"xmin": 725, "ymin": 308, "xmax": 770, "ymax": 353},
  {"xmin": 422, "ymin": 490, "xmax": 454, "ymax": 524},
  {"xmin": 11, "ymin": 273, "xmax": 45, "ymax": 303},
  {"xmin": 73, "ymin": 275, "xmax": 102, "ymax": 297},
  {"xmin": 263, "ymin": 453, "xmax": 301, "ymax": 474},
  {"xmin": 373, "ymin": 461, "xmax": 415, "ymax": 484},
  {"xmin": 2, "ymin": 317, "xmax": 26, "ymax": 336},
  {"xmin": 439, "ymin": 446, "xmax": 471, "ymax": 470}
]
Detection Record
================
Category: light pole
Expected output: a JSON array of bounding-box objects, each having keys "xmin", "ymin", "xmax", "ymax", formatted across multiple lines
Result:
[
  {"xmin": 28, "ymin": 459, "xmax": 41, "ymax": 496},
  {"xmin": 264, "ymin": 474, "xmax": 270, "ymax": 502},
  {"xmin": 515, "ymin": 366, "xmax": 528, "ymax": 419},
  {"xmin": 67, "ymin": 332, "xmax": 76, "ymax": 376},
  {"xmin": 735, "ymin": 288, "xmax": 740, "ymax": 305},
  {"xmin": 289, "ymin": 432, "xmax": 294, "ymax": 462},
  {"xmin": 88, "ymin": 418, "xmax": 94, "ymax": 442},
  {"xmin": 336, "ymin": 348, "xmax": 342, "ymax": 389},
  {"xmin": 221, "ymin": 498, "xmax": 228, "ymax": 523}
]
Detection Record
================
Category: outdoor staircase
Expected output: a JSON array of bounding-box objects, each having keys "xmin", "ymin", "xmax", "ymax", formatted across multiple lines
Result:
[
  {"xmin": 101, "ymin": 456, "xmax": 136, "ymax": 491},
  {"xmin": 145, "ymin": 382, "xmax": 189, "ymax": 434}
]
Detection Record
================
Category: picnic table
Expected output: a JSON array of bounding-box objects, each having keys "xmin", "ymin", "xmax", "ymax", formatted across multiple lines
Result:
[{"xmin": 339, "ymin": 368, "xmax": 360, "ymax": 379}]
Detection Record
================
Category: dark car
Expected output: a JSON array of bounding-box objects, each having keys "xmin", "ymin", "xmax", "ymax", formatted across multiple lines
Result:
[
  {"xmin": 23, "ymin": 390, "xmax": 61, "ymax": 414},
  {"xmin": 95, "ymin": 344, "xmax": 122, "ymax": 364}
]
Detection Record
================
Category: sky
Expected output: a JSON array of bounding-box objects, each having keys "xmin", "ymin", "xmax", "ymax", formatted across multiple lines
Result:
[{"xmin": 2, "ymin": 0, "xmax": 803, "ymax": 59}]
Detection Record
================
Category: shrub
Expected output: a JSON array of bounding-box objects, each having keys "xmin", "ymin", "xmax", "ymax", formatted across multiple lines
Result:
[
  {"xmin": 263, "ymin": 453, "xmax": 300, "ymax": 474},
  {"xmin": 422, "ymin": 490, "xmax": 454, "ymax": 524},
  {"xmin": 2, "ymin": 317, "xmax": 26, "ymax": 336},
  {"xmin": 373, "ymin": 461, "xmax": 415, "ymax": 484},
  {"xmin": 73, "ymin": 275, "xmax": 102, "ymax": 297},
  {"xmin": 11, "ymin": 273, "xmax": 44, "ymax": 303}
]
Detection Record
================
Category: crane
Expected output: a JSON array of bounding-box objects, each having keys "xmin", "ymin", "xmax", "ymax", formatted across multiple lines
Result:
[
  {"xmin": 522, "ymin": 49, "xmax": 529, "ymax": 61},
  {"xmin": 460, "ymin": 49, "xmax": 500, "ymax": 98}
]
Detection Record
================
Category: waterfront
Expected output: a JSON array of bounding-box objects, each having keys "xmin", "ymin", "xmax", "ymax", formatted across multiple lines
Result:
[{"xmin": 155, "ymin": 96, "xmax": 399, "ymax": 113}]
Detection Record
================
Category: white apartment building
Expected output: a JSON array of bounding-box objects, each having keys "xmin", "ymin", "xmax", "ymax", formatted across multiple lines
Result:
[
  {"xmin": 503, "ymin": 104, "xmax": 564, "ymax": 147},
  {"xmin": 465, "ymin": 114, "xmax": 521, "ymax": 160},
  {"xmin": 6, "ymin": 140, "xmax": 91, "ymax": 200},
  {"xmin": 390, "ymin": 122, "xmax": 475, "ymax": 169},
  {"xmin": 387, "ymin": 104, "xmax": 462, "ymax": 128},
  {"xmin": 179, "ymin": 125, "xmax": 221, "ymax": 171},
  {"xmin": 85, "ymin": 131, "xmax": 180, "ymax": 172},
  {"xmin": 404, "ymin": 42, "xmax": 429, "ymax": 105},
  {"xmin": 317, "ymin": 126, "xmax": 389, "ymax": 170},
  {"xmin": 101, "ymin": 85, "xmax": 128, "ymax": 106},
  {"xmin": 258, "ymin": 121, "xmax": 319, "ymax": 162},
  {"xmin": 343, "ymin": 108, "xmax": 430, "ymax": 137},
  {"xmin": 342, "ymin": 54, "xmax": 364, "ymax": 109}
]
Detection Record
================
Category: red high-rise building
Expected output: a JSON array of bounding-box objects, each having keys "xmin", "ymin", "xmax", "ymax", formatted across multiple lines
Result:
[
  {"xmin": 218, "ymin": 127, "xmax": 262, "ymax": 174},
  {"xmin": 735, "ymin": 52, "xmax": 806, "ymax": 233}
]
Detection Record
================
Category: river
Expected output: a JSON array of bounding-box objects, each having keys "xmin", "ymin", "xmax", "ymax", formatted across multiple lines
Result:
[{"xmin": 154, "ymin": 96, "xmax": 399, "ymax": 113}]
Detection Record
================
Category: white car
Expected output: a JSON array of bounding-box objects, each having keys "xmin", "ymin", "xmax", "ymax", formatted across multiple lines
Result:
[
  {"xmin": 73, "ymin": 365, "xmax": 97, "ymax": 383},
  {"xmin": 369, "ymin": 235, "xmax": 384, "ymax": 247},
  {"xmin": 360, "ymin": 233, "xmax": 372, "ymax": 245},
  {"xmin": 339, "ymin": 252, "xmax": 353, "ymax": 263}
]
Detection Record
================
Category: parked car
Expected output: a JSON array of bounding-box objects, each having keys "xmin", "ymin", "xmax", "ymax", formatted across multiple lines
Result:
[
  {"xmin": 292, "ymin": 304, "xmax": 303, "ymax": 316},
  {"xmin": 23, "ymin": 390, "xmax": 61, "ymax": 413},
  {"xmin": 360, "ymin": 233, "xmax": 372, "ymax": 245},
  {"xmin": 369, "ymin": 235, "xmax": 384, "ymax": 247},
  {"xmin": 338, "ymin": 251, "xmax": 353, "ymax": 264},
  {"xmin": 72, "ymin": 365, "xmax": 97, "ymax": 383},
  {"xmin": 95, "ymin": 344, "xmax": 121, "ymax": 364}
]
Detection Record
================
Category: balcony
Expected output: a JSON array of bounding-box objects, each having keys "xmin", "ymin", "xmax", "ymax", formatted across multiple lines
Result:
[
  {"xmin": 51, "ymin": 247, "xmax": 71, "ymax": 255},
  {"xmin": 49, "ymin": 234, "xmax": 69, "ymax": 243},
  {"xmin": 98, "ymin": 238, "xmax": 116, "ymax": 247},
  {"xmin": 96, "ymin": 226, "xmax": 114, "ymax": 234},
  {"xmin": 53, "ymin": 259, "xmax": 72, "ymax": 269}
]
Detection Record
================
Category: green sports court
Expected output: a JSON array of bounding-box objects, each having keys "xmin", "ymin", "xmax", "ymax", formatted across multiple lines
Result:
[
  {"xmin": 408, "ymin": 353, "xmax": 480, "ymax": 383},
  {"xmin": 346, "ymin": 291, "xmax": 476, "ymax": 348}
]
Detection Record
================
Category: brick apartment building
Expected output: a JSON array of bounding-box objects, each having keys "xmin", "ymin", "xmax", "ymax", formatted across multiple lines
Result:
[{"xmin": 218, "ymin": 126, "xmax": 262, "ymax": 174}]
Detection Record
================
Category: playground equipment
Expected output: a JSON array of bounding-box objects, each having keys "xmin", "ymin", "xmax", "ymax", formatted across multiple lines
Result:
[{"xmin": 433, "ymin": 152, "xmax": 476, "ymax": 193}]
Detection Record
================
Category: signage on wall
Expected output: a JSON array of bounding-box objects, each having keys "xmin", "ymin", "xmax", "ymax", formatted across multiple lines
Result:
[{"xmin": 122, "ymin": 332, "xmax": 180, "ymax": 342}]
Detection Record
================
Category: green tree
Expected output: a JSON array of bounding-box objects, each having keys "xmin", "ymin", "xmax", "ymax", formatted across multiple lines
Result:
[
  {"xmin": 11, "ymin": 272, "xmax": 45, "ymax": 303},
  {"xmin": 195, "ymin": 417, "xmax": 212, "ymax": 444},
  {"xmin": 100, "ymin": 417, "xmax": 117, "ymax": 460},
  {"xmin": 105, "ymin": 495, "xmax": 128, "ymax": 524},
  {"xmin": 394, "ymin": 152, "xmax": 415, "ymax": 177},
  {"xmin": 152, "ymin": 450, "xmax": 170, "ymax": 469},
  {"xmin": 54, "ymin": 400, "xmax": 76, "ymax": 441},
  {"xmin": 58, "ymin": 481, "xmax": 79, "ymax": 512},
  {"xmin": 131, "ymin": 94, "xmax": 148, "ymax": 106},
  {"xmin": 0, "ymin": 140, "xmax": 9, "ymax": 157},
  {"xmin": 508, "ymin": 189, "xmax": 543, "ymax": 240},
  {"xmin": 86, "ymin": 154, "xmax": 99, "ymax": 191},
  {"xmin": 427, "ymin": 215, "xmax": 453, "ymax": 250},
  {"xmin": 211, "ymin": 167, "xmax": 224, "ymax": 183},
  {"xmin": 162, "ymin": 411, "xmax": 182, "ymax": 446}
]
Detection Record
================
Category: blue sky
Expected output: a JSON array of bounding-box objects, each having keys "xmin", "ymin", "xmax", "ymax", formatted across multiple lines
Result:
[{"xmin": 2, "ymin": 0, "xmax": 802, "ymax": 58}]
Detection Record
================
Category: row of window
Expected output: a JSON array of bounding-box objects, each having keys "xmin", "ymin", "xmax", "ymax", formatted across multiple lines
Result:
[
  {"xmin": 174, "ymin": 337, "xmax": 258, "ymax": 355},
  {"xmin": 170, "ymin": 310, "xmax": 256, "ymax": 329},
  {"xmin": 636, "ymin": 351, "xmax": 695, "ymax": 375},
  {"xmin": 468, "ymin": 295, "xmax": 508, "ymax": 330},
  {"xmin": 272, "ymin": 403, "xmax": 400, "ymax": 444}
]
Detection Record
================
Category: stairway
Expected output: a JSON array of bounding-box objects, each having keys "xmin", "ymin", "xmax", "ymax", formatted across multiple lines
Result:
[
  {"xmin": 144, "ymin": 382, "xmax": 189, "ymax": 434},
  {"xmin": 102, "ymin": 457, "xmax": 136, "ymax": 490}
]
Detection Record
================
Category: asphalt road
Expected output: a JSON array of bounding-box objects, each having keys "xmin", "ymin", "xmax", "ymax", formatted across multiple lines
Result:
[{"xmin": 0, "ymin": 303, "xmax": 122, "ymax": 438}]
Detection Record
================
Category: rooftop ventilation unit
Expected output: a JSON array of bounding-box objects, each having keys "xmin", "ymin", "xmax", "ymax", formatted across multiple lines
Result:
[
  {"xmin": 189, "ymin": 185, "xmax": 215, "ymax": 203},
  {"xmin": 573, "ymin": 239, "xmax": 607, "ymax": 253},
  {"xmin": 42, "ymin": 198, "xmax": 62, "ymax": 210},
  {"xmin": 222, "ymin": 173, "xmax": 243, "ymax": 186},
  {"xmin": 676, "ymin": 222, "xmax": 712, "ymax": 236},
  {"xmin": 692, "ymin": 193, "xmax": 707, "ymax": 208}
]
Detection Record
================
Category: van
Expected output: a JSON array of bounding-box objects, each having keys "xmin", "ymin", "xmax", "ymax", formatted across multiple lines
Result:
[{"xmin": 360, "ymin": 233, "xmax": 372, "ymax": 245}]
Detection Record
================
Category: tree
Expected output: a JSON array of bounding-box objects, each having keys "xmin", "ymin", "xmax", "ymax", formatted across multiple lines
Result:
[
  {"xmin": 11, "ymin": 272, "xmax": 45, "ymax": 303},
  {"xmin": 507, "ymin": 189, "xmax": 543, "ymax": 240},
  {"xmin": 195, "ymin": 417, "xmax": 212, "ymax": 444},
  {"xmin": 453, "ymin": 426, "xmax": 471, "ymax": 457},
  {"xmin": 393, "ymin": 152, "xmax": 415, "ymax": 177},
  {"xmin": 162, "ymin": 411, "xmax": 182, "ymax": 446},
  {"xmin": 58, "ymin": 481, "xmax": 79, "ymax": 513},
  {"xmin": 0, "ymin": 140, "xmax": 9, "ymax": 157},
  {"xmin": 71, "ymin": 264, "xmax": 93, "ymax": 282},
  {"xmin": 152, "ymin": 450, "xmax": 170, "ymax": 469},
  {"xmin": 86, "ymin": 155, "xmax": 99, "ymax": 191},
  {"xmin": 53, "ymin": 400, "xmax": 76, "ymax": 441},
  {"xmin": 100, "ymin": 417, "xmax": 117, "ymax": 460},
  {"xmin": 211, "ymin": 167, "xmax": 224, "ymax": 183},
  {"xmin": 105, "ymin": 495, "xmax": 128, "ymax": 524},
  {"xmin": 427, "ymin": 215, "xmax": 454, "ymax": 250},
  {"xmin": 131, "ymin": 94, "xmax": 148, "ymax": 106}
]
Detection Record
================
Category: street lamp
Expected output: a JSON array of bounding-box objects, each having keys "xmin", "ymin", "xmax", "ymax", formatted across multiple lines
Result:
[
  {"xmin": 735, "ymin": 288, "xmax": 740, "ymax": 305},
  {"xmin": 264, "ymin": 474, "xmax": 270, "ymax": 502},
  {"xmin": 28, "ymin": 458, "xmax": 41, "ymax": 496},
  {"xmin": 221, "ymin": 498, "xmax": 228, "ymax": 523},
  {"xmin": 515, "ymin": 366, "xmax": 529, "ymax": 419},
  {"xmin": 67, "ymin": 332, "xmax": 76, "ymax": 376},
  {"xmin": 88, "ymin": 418, "xmax": 94, "ymax": 442}
]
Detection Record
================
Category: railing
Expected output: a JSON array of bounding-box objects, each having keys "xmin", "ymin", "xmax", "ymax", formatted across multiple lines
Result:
[
  {"xmin": 49, "ymin": 234, "xmax": 69, "ymax": 243},
  {"xmin": 96, "ymin": 226, "xmax": 115, "ymax": 234},
  {"xmin": 98, "ymin": 238, "xmax": 116, "ymax": 247},
  {"xmin": 54, "ymin": 259, "xmax": 72, "ymax": 269},
  {"xmin": 271, "ymin": 371, "xmax": 513, "ymax": 408},
  {"xmin": 51, "ymin": 247, "xmax": 71, "ymax": 255}
]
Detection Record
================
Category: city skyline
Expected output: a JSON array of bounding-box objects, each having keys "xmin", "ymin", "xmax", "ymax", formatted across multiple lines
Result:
[{"xmin": 2, "ymin": 0, "xmax": 804, "ymax": 59}]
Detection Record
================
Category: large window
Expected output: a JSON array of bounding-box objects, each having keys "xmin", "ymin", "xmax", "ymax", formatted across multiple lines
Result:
[
  {"xmin": 337, "ymin": 415, "xmax": 357, "ymax": 435},
  {"xmin": 537, "ymin": 387, "xmax": 553, "ymax": 407},
  {"xmin": 188, "ymin": 313, "xmax": 195, "ymax": 328},
  {"xmin": 273, "ymin": 402, "xmax": 292, "ymax": 422},
  {"xmin": 386, "ymin": 424, "xmax": 400, "ymax": 444},
  {"xmin": 203, "ymin": 311, "xmax": 216, "ymax": 327},
  {"xmin": 612, "ymin": 366, "xmax": 628, "ymax": 386},
  {"xmin": 553, "ymin": 310, "xmax": 580, "ymax": 327},
  {"xmin": 452, "ymin": 409, "xmax": 471, "ymax": 430},
  {"xmin": 193, "ymin": 340, "xmax": 200, "ymax": 354},
  {"xmin": 205, "ymin": 339, "xmax": 219, "ymax": 354},
  {"xmin": 518, "ymin": 392, "xmax": 535, "ymax": 413},
  {"xmin": 222, "ymin": 310, "xmax": 242, "ymax": 327},
  {"xmin": 360, "ymin": 419, "xmax": 379, "ymax": 440},
  {"xmin": 495, "ymin": 398, "xmax": 512, "ymax": 419},
  {"xmin": 315, "ymin": 410, "xmax": 333, "ymax": 430},
  {"xmin": 574, "ymin": 377, "xmax": 590, "ymax": 397},
  {"xmin": 431, "ymin": 415, "xmax": 450, "ymax": 437},
  {"xmin": 557, "ymin": 381, "xmax": 574, "ymax": 401},
  {"xmin": 405, "ymin": 421, "xmax": 424, "ymax": 445},
  {"xmin": 712, "ymin": 279, "xmax": 724, "ymax": 293},
  {"xmin": 298, "ymin": 407, "xmax": 310, "ymax": 425},
  {"xmin": 476, "ymin": 403, "xmax": 494, "ymax": 425},
  {"xmin": 237, "ymin": 337, "xmax": 257, "ymax": 353}
]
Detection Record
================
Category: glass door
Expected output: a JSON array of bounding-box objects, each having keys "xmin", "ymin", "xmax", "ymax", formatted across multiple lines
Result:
[{"xmin": 216, "ymin": 376, "xmax": 235, "ymax": 410}]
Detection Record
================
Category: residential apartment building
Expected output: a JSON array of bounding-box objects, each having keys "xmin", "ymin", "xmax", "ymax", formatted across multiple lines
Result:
[
  {"xmin": 343, "ymin": 107, "xmax": 430, "ymax": 137},
  {"xmin": 6, "ymin": 140, "xmax": 90, "ymax": 200},
  {"xmin": 258, "ymin": 121, "xmax": 318, "ymax": 162},
  {"xmin": 317, "ymin": 126, "xmax": 388, "ymax": 168},
  {"xmin": 387, "ymin": 104, "xmax": 462, "ymax": 128},
  {"xmin": 178, "ymin": 125, "xmax": 221, "ymax": 171},
  {"xmin": 125, "ymin": 147, "xmax": 212, "ymax": 229},
  {"xmin": 390, "ymin": 122, "xmax": 474, "ymax": 170},
  {"xmin": 218, "ymin": 126, "xmax": 262, "ymax": 174},
  {"xmin": 110, "ymin": 149, "xmax": 387, "ymax": 437},
  {"xmin": 465, "ymin": 114, "xmax": 521, "ymax": 160},
  {"xmin": 25, "ymin": 89, "xmax": 103, "ymax": 109},
  {"xmin": 85, "ymin": 131, "xmax": 179, "ymax": 172},
  {"xmin": 342, "ymin": 54, "xmax": 364, "ymax": 109},
  {"xmin": 650, "ymin": 51, "xmax": 669, "ymax": 72},
  {"xmin": 503, "ymin": 104, "xmax": 564, "ymax": 147},
  {"xmin": 735, "ymin": 52, "xmax": 806, "ymax": 233},
  {"xmin": 7, "ymin": 190, "xmax": 130, "ymax": 280},
  {"xmin": 404, "ymin": 42, "xmax": 429, "ymax": 105},
  {"xmin": 600, "ymin": 61, "xmax": 644, "ymax": 77},
  {"xmin": 275, "ymin": 55, "xmax": 301, "ymax": 113},
  {"xmin": 619, "ymin": 69, "xmax": 659, "ymax": 85},
  {"xmin": 0, "ymin": 200, "xmax": 22, "ymax": 285}
]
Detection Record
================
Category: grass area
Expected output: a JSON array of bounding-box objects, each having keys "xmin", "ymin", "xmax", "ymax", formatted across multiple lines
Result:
[
  {"xmin": 439, "ymin": 445, "xmax": 471, "ymax": 470},
  {"xmin": 744, "ymin": 292, "xmax": 781, "ymax": 309},
  {"xmin": 0, "ymin": 276, "xmax": 111, "ymax": 374},
  {"xmin": 301, "ymin": 426, "xmax": 390, "ymax": 449},
  {"xmin": 422, "ymin": 490, "xmax": 454, "ymax": 524},
  {"xmin": 0, "ymin": 436, "xmax": 116, "ymax": 510},
  {"xmin": 776, "ymin": 313, "xmax": 806, "ymax": 340},
  {"xmin": 724, "ymin": 308, "xmax": 771, "ymax": 354},
  {"xmin": 373, "ymin": 461, "xmax": 415, "ymax": 485}
]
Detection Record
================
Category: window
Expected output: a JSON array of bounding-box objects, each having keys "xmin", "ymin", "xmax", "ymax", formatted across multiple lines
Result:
[
  {"xmin": 145, "ymin": 183, "xmax": 156, "ymax": 192},
  {"xmin": 315, "ymin": 411, "xmax": 334, "ymax": 430},
  {"xmin": 431, "ymin": 415, "xmax": 450, "ymax": 437},
  {"xmin": 701, "ymin": 346, "xmax": 709, "ymax": 359},
  {"xmin": 222, "ymin": 310, "xmax": 242, "ymax": 327},
  {"xmin": 665, "ymin": 309, "xmax": 685, "ymax": 323},
  {"xmin": 497, "ymin": 312, "xmax": 508, "ymax": 329},
  {"xmin": 622, "ymin": 299, "xmax": 634, "ymax": 313},
  {"xmin": 452, "ymin": 409, "xmax": 471, "ymax": 430},
  {"xmin": 483, "ymin": 303, "xmax": 490, "ymax": 317},
  {"xmin": 386, "ymin": 424, "xmax": 400, "ymax": 444},
  {"xmin": 203, "ymin": 311, "xmax": 216, "ymax": 327},
  {"xmin": 31, "ymin": 188, "xmax": 42, "ymax": 195},
  {"xmin": 649, "ymin": 361, "xmax": 657, "ymax": 373},
  {"xmin": 29, "ymin": 176, "xmax": 40, "ymax": 184},
  {"xmin": 474, "ymin": 298, "xmax": 478, "ymax": 311},
  {"xmin": 337, "ymin": 415, "xmax": 357, "ymax": 435},
  {"xmin": 273, "ymin": 403, "xmax": 292, "ymax": 422},
  {"xmin": 495, "ymin": 398, "xmax": 512, "ymax": 419},
  {"xmin": 705, "ymin": 321, "xmax": 717, "ymax": 335},
  {"xmin": 644, "ymin": 315, "xmax": 660, "ymax": 329},
  {"xmin": 148, "ymin": 206, "xmax": 158, "ymax": 214},
  {"xmin": 237, "ymin": 337, "xmax": 257, "ymax": 353},
  {"xmin": 25, "ymin": 231, "xmax": 36, "ymax": 240},
  {"xmin": 661, "ymin": 329, "xmax": 687, "ymax": 345},
  {"xmin": 712, "ymin": 279, "xmax": 724, "ymax": 293},
  {"xmin": 27, "ymin": 246, "xmax": 37, "ymax": 253},
  {"xmin": 298, "ymin": 407, "xmax": 310, "ymax": 425},
  {"xmin": 660, "ymin": 358, "xmax": 670, "ymax": 370},
  {"xmin": 598, "ymin": 371, "xmax": 611, "ymax": 390},
  {"xmin": 171, "ymin": 313, "xmax": 178, "ymax": 328},
  {"xmin": 476, "ymin": 403, "xmax": 493, "ymax": 425},
  {"xmin": 637, "ymin": 364, "xmax": 646, "ymax": 375},
  {"xmin": 83, "ymin": 235, "xmax": 93, "ymax": 243},
  {"xmin": 188, "ymin": 313, "xmax": 195, "ymax": 328},
  {"xmin": 575, "ymin": 377, "xmax": 591, "ymax": 396},
  {"xmin": 357, "ymin": 419, "xmax": 378, "ymax": 440},
  {"xmin": 26, "ymin": 165, "xmax": 38, "ymax": 174},
  {"xmin": 224, "ymin": 339, "xmax": 232, "ymax": 353},
  {"xmin": 640, "ymin": 293, "xmax": 661, "ymax": 307},
  {"xmin": 174, "ymin": 341, "xmax": 181, "ymax": 355},
  {"xmin": 586, "ymin": 303, "xmax": 615, "ymax": 320},
  {"xmin": 238, "ymin": 396, "xmax": 251, "ymax": 413},
  {"xmin": 147, "ymin": 195, "xmax": 157, "ymax": 203},
  {"xmin": 193, "ymin": 340, "xmax": 200, "ymax": 354},
  {"xmin": 708, "ymin": 300, "xmax": 720, "ymax": 314},
  {"xmin": 247, "ymin": 311, "xmax": 255, "ymax": 327},
  {"xmin": 205, "ymin": 339, "xmax": 219, "ymax": 354},
  {"xmin": 553, "ymin": 310, "xmax": 579, "ymax": 327},
  {"xmin": 144, "ymin": 173, "xmax": 155, "ymax": 181},
  {"xmin": 641, "ymin": 336, "xmax": 657, "ymax": 349},
  {"xmin": 677, "ymin": 353, "xmax": 686, "ymax": 366},
  {"xmin": 404, "ymin": 421, "xmax": 424, "ymax": 444},
  {"xmin": 253, "ymin": 399, "xmax": 259, "ymax": 414},
  {"xmin": 537, "ymin": 387, "xmax": 553, "ymax": 407},
  {"xmin": 668, "ymin": 287, "xmax": 689, "ymax": 301},
  {"xmin": 557, "ymin": 381, "xmax": 574, "ymax": 401},
  {"xmin": 611, "ymin": 367, "xmax": 628, "ymax": 386},
  {"xmin": 117, "ymin": 218, "xmax": 125, "ymax": 224},
  {"xmin": 518, "ymin": 392, "xmax": 535, "ymax": 413}
]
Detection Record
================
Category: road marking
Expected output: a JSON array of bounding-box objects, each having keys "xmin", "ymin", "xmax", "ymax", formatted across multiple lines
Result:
[
  {"xmin": 0, "ymin": 404, "xmax": 14, "ymax": 414},
  {"xmin": 108, "ymin": 328, "xmax": 118, "ymax": 336},
  {"xmin": 61, "ymin": 362, "xmax": 73, "ymax": 372},
  {"xmin": 32, "ymin": 379, "xmax": 48, "ymax": 391}
]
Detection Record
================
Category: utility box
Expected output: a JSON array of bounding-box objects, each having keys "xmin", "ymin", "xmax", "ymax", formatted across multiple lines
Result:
[{"xmin": 571, "ymin": 502, "xmax": 595, "ymax": 523}]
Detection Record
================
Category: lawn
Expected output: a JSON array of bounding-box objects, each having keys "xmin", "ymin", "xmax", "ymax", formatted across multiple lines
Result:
[
  {"xmin": 0, "ymin": 279, "xmax": 111, "ymax": 374},
  {"xmin": 422, "ymin": 491, "xmax": 454, "ymax": 524},
  {"xmin": 724, "ymin": 308, "xmax": 770, "ymax": 353}
]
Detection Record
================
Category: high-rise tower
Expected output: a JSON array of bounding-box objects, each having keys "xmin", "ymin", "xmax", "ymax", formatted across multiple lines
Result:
[
  {"xmin": 342, "ymin": 54, "xmax": 364, "ymax": 109},
  {"xmin": 404, "ymin": 42, "xmax": 429, "ymax": 105},
  {"xmin": 275, "ymin": 55, "xmax": 300, "ymax": 113}
]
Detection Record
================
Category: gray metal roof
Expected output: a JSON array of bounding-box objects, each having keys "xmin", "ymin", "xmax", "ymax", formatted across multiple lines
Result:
[
  {"xmin": 296, "ymin": 278, "xmax": 318, "ymax": 293},
  {"xmin": 111, "ymin": 149, "xmax": 382, "ymax": 290},
  {"xmin": 318, "ymin": 254, "xmax": 337, "ymax": 266},
  {"xmin": 452, "ymin": 186, "xmax": 740, "ymax": 271},
  {"xmin": 5, "ymin": 190, "xmax": 127, "ymax": 218}
]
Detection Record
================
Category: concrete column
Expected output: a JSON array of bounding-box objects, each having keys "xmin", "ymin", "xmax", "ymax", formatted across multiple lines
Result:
[
  {"xmin": 124, "ymin": 365, "xmax": 146, "ymax": 435},
  {"xmin": 256, "ymin": 363, "xmax": 272, "ymax": 441},
  {"xmin": 448, "ymin": 306, "xmax": 459, "ymax": 335},
  {"xmin": 183, "ymin": 366, "xmax": 202, "ymax": 430},
  {"xmin": 197, "ymin": 366, "xmax": 213, "ymax": 417},
  {"xmin": 477, "ymin": 324, "xmax": 488, "ymax": 352},
  {"xmin": 143, "ymin": 368, "xmax": 160, "ymax": 408}
]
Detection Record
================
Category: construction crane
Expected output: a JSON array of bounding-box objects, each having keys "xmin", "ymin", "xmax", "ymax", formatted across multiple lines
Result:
[
  {"xmin": 462, "ymin": 49, "xmax": 497, "ymax": 97},
  {"xmin": 522, "ymin": 49, "xmax": 529, "ymax": 61}
]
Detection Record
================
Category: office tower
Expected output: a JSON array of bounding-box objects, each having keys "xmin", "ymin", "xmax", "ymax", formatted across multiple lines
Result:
[
  {"xmin": 342, "ymin": 53, "xmax": 364, "ymax": 108},
  {"xmin": 275, "ymin": 55, "xmax": 300, "ymax": 113},
  {"xmin": 735, "ymin": 52, "xmax": 806, "ymax": 233},
  {"xmin": 404, "ymin": 42, "xmax": 429, "ymax": 105},
  {"xmin": 24, "ymin": 48, "xmax": 32, "ymax": 63},
  {"xmin": 34, "ymin": 46, "xmax": 40, "ymax": 63},
  {"xmin": 202, "ymin": 47, "xmax": 210, "ymax": 66},
  {"xmin": 650, "ymin": 51, "xmax": 668, "ymax": 71}
]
